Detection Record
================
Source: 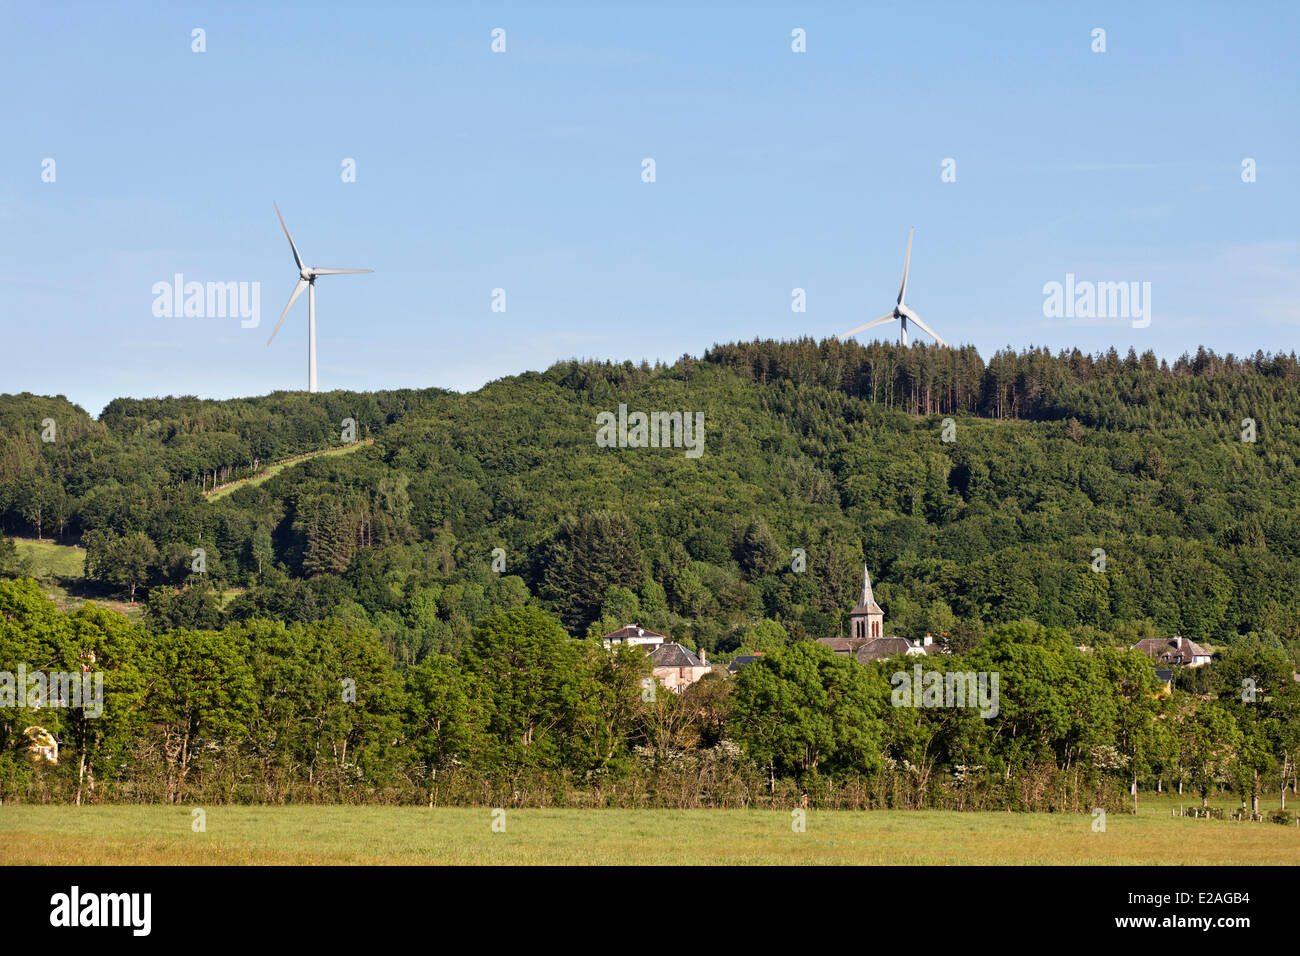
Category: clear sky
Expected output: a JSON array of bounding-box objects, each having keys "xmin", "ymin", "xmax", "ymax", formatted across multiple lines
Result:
[{"xmin": 2, "ymin": 1, "xmax": 1297, "ymax": 417}]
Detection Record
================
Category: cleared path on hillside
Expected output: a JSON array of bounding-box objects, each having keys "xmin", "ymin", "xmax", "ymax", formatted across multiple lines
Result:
[{"xmin": 204, "ymin": 438, "xmax": 375, "ymax": 501}]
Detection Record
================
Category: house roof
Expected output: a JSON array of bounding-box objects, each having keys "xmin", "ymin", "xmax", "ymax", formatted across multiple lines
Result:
[
  {"xmin": 602, "ymin": 624, "xmax": 669, "ymax": 643},
  {"xmin": 648, "ymin": 642, "xmax": 704, "ymax": 668},
  {"xmin": 728, "ymin": 654, "xmax": 764, "ymax": 673},
  {"xmin": 816, "ymin": 637, "xmax": 870, "ymax": 654},
  {"xmin": 854, "ymin": 637, "xmax": 913, "ymax": 662},
  {"xmin": 817, "ymin": 636, "xmax": 950, "ymax": 661},
  {"xmin": 1132, "ymin": 636, "xmax": 1209, "ymax": 665}
]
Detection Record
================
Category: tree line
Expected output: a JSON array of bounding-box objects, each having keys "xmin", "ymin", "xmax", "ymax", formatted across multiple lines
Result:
[{"xmin": 3, "ymin": 580, "xmax": 1296, "ymax": 812}]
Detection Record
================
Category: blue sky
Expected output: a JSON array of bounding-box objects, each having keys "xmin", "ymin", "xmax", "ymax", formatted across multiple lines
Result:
[{"xmin": 2, "ymin": 1, "xmax": 1297, "ymax": 416}]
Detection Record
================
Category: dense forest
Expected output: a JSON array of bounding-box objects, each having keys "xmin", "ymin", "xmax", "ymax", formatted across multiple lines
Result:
[{"xmin": 1, "ymin": 340, "xmax": 1298, "ymax": 807}]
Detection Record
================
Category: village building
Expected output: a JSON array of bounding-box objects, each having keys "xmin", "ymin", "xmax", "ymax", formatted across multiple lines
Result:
[
  {"xmin": 602, "ymin": 625, "xmax": 712, "ymax": 692},
  {"xmin": 646, "ymin": 642, "xmax": 711, "ymax": 691},
  {"xmin": 816, "ymin": 567, "xmax": 948, "ymax": 663},
  {"xmin": 854, "ymin": 633, "xmax": 943, "ymax": 663},
  {"xmin": 849, "ymin": 565, "xmax": 885, "ymax": 640},
  {"xmin": 1131, "ymin": 636, "xmax": 1212, "ymax": 668},
  {"xmin": 602, "ymin": 624, "xmax": 669, "ymax": 650},
  {"xmin": 727, "ymin": 653, "xmax": 765, "ymax": 674}
]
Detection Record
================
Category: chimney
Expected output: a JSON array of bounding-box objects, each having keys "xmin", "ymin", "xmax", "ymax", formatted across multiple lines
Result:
[
  {"xmin": 924, "ymin": 633, "xmax": 933, "ymax": 646},
  {"xmin": 699, "ymin": 648, "xmax": 707, "ymax": 665}
]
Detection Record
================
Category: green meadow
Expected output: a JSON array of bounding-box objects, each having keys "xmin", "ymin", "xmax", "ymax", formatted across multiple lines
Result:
[
  {"xmin": 9, "ymin": 538, "xmax": 148, "ymax": 621},
  {"xmin": 11, "ymin": 538, "xmax": 85, "ymax": 580},
  {"xmin": 2, "ymin": 796, "xmax": 1296, "ymax": 865}
]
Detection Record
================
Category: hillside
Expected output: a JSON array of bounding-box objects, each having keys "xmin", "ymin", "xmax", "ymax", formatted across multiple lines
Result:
[{"xmin": 1, "ymin": 340, "xmax": 1299, "ymax": 664}]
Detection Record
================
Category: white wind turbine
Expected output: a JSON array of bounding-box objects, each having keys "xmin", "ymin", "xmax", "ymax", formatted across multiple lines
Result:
[
  {"xmin": 267, "ymin": 203, "xmax": 372, "ymax": 392},
  {"xmin": 837, "ymin": 228, "xmax": 947, "ymax": 347}
]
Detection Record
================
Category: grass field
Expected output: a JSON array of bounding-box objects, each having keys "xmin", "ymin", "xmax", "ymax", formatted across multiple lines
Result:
[
  {"xmin": 11, "ymin": 538, "xmax": 85, "ymax": 579},
  {"xmin": 11, "ymin": 538, "xmax": 245, "ymax": 615},
  {"xmin": 9, "ymin": 538, "xmax": 146, "ymax": 622},
  {"xmin": 2, "ymin": 795, "xmax": 1297, "ymax": 865}
]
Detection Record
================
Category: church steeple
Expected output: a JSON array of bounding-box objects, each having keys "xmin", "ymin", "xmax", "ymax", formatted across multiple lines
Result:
[
  {"xmin": 860, "ymin": 566, "xmax": 875, "ymax": 608},
  {"xmin": 849, "ymin": 566, "xmax": 885, "ymax": 640}
]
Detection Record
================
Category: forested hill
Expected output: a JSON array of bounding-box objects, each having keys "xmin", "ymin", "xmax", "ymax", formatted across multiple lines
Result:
[{"xmin": 1, "ymin": 340, "xmax": 1298, "ymax": 666}]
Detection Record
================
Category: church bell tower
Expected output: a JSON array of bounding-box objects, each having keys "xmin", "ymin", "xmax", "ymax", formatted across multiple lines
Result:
[{"xmin": 849, "ymin": 566, "xmax": 884, "ymax": 640}]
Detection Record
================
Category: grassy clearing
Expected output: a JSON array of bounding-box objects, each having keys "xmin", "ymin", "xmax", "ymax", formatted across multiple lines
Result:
[
  {"xmin": 205, "ymin": 439, "xmax": 374, "ymax": 501},
  {"xmin": 11, "ymin": 538, "xmax": 85, "ymax": 579},
  {"xmin": 1, "ymin": 795, "xmax": 1296, "ymax": 865},
  {"xmin": 9, "ymin": 538, "xmax": 145, "ymax": 621},
  {"xmin": 38, "ymin": 582, "xmax": 145, "ymax": 622}
]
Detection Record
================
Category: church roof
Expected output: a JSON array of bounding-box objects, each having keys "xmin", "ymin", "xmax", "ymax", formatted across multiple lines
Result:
[
  {"xmin": 850, "ymin": 566, "xmax": 883, "ymax": 616},
  {"xmin": 817, "ymin": 637, "xmax": 871, "ymax": 654},
  {"xmin": 854, "ymin": 637, "xmax": 912, "ymax": 662},
  {"xmin": 851, "ymin": 601, "xmax": 884, "ymax": 616}
]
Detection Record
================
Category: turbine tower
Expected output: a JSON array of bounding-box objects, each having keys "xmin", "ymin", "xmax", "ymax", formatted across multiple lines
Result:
[
  {"xmin": 267, "ymin": 203, "xmax": 372, "ymax": 392},
  {"xmin": 837, "ymin": 228, "xmax": 947, "ymax": 347}
]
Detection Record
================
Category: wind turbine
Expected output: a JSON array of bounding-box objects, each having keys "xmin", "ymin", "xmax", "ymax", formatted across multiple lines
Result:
[
  {"xmin": 267, "ymin": 203, "xmax": 372, "ymax": 392},
  {"xmin": 837, "ymin": 228, "xmax": 947, "ymax": 347}
]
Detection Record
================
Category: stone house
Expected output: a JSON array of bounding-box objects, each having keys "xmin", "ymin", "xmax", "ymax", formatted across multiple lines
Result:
[
  {"xmin": 647, "ymin": 642, "xmax": 711, "ymax": 691},
  {"xmin": 602, "ymin": 625, "xmax": 712, "ymax": 692}
]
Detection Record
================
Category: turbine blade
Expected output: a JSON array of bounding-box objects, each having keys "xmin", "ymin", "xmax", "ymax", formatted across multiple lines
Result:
[
  {"xmin": 309, "ymin": 268, "xmax": 373, "ymax": 276},
  {"xmin": 837, "ymin": 313, "xmax": 896, "ymax": 341},
  {"xmin": 897, "ymin": 304, "xmax": 947, "ymax": 346},
  {"xmin": 267, "ymin": 278, "xmax": 309, "ymax": 345},
  {"xmin": 897, "ymin": 227, "xmax": 914, "ymax": 305},
  {"xmin": 274, "ymin": 202, "xmax": 304, "ymax": 272}
]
